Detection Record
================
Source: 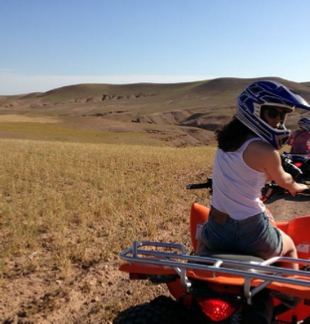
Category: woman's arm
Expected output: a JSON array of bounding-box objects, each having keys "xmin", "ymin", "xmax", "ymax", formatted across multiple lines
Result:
[
  {"xmin": 263, "ymin": 148, "xmax": 308, "ymax": 196},
  {"xmin": 244, "ymin": 140, "xmax": 308, "ymax": 195}
]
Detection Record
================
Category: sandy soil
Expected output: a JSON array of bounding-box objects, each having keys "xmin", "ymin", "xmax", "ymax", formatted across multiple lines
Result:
[{"xmin": 265, "ymin": 192, "xmax": 310, "ymax": 221}]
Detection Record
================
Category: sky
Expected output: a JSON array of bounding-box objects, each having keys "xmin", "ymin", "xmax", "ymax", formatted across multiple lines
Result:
[{"xmin": 1, "ymin": 0, "xmax": 310, "ymax": 95}]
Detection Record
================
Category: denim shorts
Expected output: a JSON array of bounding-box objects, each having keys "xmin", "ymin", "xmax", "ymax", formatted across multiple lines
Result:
[{"xmin": 200, "ymin": 210, "xmax": 282, "ymax": 259}]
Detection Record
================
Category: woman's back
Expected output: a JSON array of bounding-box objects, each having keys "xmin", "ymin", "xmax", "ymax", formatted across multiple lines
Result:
[{"xmin": 211, "ymin": 138, "xmax": 267, "ymax": 220}]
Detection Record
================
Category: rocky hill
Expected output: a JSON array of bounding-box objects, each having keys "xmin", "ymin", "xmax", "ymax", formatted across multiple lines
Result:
[{"xmin": 1, "ymin": 77, "xmax": 310, "ymax": 147}]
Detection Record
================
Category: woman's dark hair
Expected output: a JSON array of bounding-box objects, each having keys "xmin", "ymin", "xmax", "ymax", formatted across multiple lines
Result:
[{"xmin": 216, "ymin": 116, "xmax": 255, "ymax": 151}]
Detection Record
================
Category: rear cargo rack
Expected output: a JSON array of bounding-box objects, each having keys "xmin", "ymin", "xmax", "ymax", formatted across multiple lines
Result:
[{"xmin": 120, "ymin": 241, "xmax": 310, "ymax": 303}]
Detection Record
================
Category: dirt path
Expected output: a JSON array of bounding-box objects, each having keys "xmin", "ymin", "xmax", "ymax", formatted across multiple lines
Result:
[{"xmin": 266, "ymin": 193, "xmax": 310, "ymax": 222}]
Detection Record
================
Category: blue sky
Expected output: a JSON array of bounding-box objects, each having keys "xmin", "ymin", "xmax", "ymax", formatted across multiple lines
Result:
[{"xmin": 1, "ymin": 0, "xmax": 310, "ymax": 95}]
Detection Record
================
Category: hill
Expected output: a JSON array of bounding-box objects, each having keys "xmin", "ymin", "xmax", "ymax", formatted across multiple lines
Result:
[{"xmin": 1, "ymin": 77, "xmax": 310, "ymax": 147}]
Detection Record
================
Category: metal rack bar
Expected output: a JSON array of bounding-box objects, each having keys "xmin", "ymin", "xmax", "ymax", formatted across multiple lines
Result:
[{"xmin": 120, "ymin": 241, "xmax": 310, "ymax": 300}]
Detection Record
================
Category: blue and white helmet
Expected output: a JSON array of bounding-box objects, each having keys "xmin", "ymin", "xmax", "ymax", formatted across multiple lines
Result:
[
  {"xmin": 298, "ymin": 117, "xmax": 310, "ymax": 133},
  {"xmin": 237, "ymin": 80, "xmax": 310, "ymax": 149}
]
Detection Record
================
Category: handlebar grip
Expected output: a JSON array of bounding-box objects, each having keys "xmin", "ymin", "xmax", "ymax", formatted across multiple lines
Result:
[
  {"xmin": 186, "ymin": 182, "xmax": 211, "ymax": 190},
  {"xmin": 301, "ymin": 188, "xmax": 310, "ymax": 195}
]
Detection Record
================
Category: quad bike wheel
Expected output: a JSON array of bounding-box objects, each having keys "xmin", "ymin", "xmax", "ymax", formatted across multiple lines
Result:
[
  {"xmin": 300, "ymin": 315, "xmax": 310, "ymax": 324},
  {"xmin": 113, "ymin": 295, "xmax": 192, "ymax": 324}
]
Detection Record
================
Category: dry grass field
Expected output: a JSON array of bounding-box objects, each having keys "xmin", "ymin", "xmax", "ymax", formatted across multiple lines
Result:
[
  {"xmin": 1, "ymin": 77, "xmax": 310, "ymax": 323},
  {"xmin": 0, "ymin": 139, "xmax": 214, "ymax": 323}
]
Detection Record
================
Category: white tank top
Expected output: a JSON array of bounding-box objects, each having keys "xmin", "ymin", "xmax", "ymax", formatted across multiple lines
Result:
[{"xmin": 211, "ymin": 137, "xmax": 267, "ymax": 220}]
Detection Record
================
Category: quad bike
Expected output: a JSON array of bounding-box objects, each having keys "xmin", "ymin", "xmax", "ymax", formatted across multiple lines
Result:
[
  {"xmin": 114, "ymin": 164, "xmax": 310, "ymax": 323},
  {"xmin": 261, "ymin": 153, "xmax": 310, "ymax": 203},
  {"xmin": 282, "ymin": 152, "xmax": 310, "ymax": 184}
]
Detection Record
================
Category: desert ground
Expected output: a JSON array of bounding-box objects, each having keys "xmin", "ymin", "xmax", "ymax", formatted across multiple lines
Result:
[{"xmin": 1, "ymin": 77, "xmax": 310, "ymax": 323}]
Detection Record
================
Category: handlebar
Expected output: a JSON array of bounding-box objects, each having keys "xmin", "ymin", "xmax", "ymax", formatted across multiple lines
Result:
[
  {"xmin": 186, "ymin": 180, "xmax": 212, "ymax": 190},
  {"xmin": 280, "ymin": 154, "xmax": 303, "ymax": 180},
  {"xmin": 186, "ymin": 177, "xmax": 310, "ymax": 201},
  {"xmin": 186, "ymin": 177, "xmax": 213, "ymax": 190},
  {"xmin": 186, "ymin": 153, "xmax": 310, "ymax": 201}
]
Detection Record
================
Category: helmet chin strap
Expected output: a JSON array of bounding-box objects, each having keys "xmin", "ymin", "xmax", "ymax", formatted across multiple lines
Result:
[{"xmin": 278, "ymin": 124, "xmax": 285, "ymax": 130}]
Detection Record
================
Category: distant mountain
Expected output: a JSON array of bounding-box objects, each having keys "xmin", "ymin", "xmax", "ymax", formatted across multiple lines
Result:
[
  {"xmin": 2, "ymin": 76, "xmax": 310, "ymax": 102},
  {"xmin": 1, "ymin": 77, "xmax": 310, "ymax": 147},
  {"xmin": 301, "ymin": 81, "xmax": 310, "ymax": 88}
]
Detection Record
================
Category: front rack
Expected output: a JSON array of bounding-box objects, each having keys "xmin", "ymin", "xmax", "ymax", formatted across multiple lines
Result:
[{"xmin": 120, "ymin": 240, "xmax": 310, "ymax": 303}]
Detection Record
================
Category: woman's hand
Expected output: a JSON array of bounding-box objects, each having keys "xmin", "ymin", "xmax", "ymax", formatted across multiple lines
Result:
[{"xmin": 288, "ymin": 183, "xmax": 309, "ymax": 196}]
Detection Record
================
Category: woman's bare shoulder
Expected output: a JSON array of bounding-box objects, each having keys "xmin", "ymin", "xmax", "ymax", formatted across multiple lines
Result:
[
  {"xmin": 244, "ymin": 139, "xmax": 279, "ymax": 172},
  {"xmin": 249, "ymin": 138, "xmax": 275, "ymax": 151}
]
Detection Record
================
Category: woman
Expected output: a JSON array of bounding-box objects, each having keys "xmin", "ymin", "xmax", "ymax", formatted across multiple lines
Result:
[
  {"xmin": 287, "ymin": 117, "xmax": 310, "ymax": 155},
  {"xmin": 198, "ymin": 80, "xmax": 310, "ymax": 270}
]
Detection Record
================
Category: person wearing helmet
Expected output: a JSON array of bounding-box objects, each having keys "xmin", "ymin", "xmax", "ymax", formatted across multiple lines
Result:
[
  {"xmin": 198, "ymin": 80, "xmax": 310, "ymax": 270},
  {"xmin": 287, "ymin": 117, "xmax": 310, "ymax": 154}
]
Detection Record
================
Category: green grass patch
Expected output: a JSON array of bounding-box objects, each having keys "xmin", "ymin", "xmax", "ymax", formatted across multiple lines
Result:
[{"xmin": 0, "ymin": 122, "xmax": 167, "ymax": 145}]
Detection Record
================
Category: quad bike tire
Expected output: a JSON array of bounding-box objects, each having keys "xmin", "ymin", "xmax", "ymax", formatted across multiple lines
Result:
[
  {"xmin": 113, "ymin": 295, "xmax": 192, "ymax": 324},
  {"xmin": 300, "ymin": 315, "xmax": 310, "ymax": 324}
]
